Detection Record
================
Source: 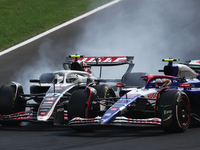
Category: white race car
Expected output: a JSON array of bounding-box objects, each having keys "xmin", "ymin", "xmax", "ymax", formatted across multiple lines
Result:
[{"xmin": 0, "ymin": 55, "xmax": 146, "ymax": 126}]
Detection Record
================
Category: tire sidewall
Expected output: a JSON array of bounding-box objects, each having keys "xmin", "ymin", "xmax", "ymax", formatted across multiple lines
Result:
[
  {"xmin": 157, "ymin": 90, "xmax": 191, "ymax": 133},
  {"xmin": 174, "ymin": 92, "xmax": 191, "ymax": 131}
]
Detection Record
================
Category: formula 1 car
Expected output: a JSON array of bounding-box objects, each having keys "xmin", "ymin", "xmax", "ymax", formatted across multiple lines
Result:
[
  {"xmin": 0, "ymin": 55, "xmax": 144, "ymax": 126},
  {"xmin": 64, "ymin": 58, "xmax": 200, "ymax": 133}
]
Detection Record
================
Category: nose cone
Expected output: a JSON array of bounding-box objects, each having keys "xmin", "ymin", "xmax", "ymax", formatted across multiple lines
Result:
[
  {"xmin": 100, "ymin": 93, "xmax": 142, "ymax": 124},
  {"xmin": 37, "ymin": 115, "xmax": 49, "ymax": 121}
]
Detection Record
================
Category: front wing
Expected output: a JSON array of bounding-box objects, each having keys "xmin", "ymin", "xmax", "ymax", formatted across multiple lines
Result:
[
  {"xmin": 69, "ymin": 116, "xmax": 161, "ymax": 127},
  {"xmin": 0, "ymin": 110, "xmax": 68, "ymax": 123}
]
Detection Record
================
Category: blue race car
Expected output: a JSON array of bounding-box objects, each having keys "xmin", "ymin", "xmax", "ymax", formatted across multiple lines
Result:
[{"xmin": 66, "ymin": 58, "xmax": 200, "ymax": 133}]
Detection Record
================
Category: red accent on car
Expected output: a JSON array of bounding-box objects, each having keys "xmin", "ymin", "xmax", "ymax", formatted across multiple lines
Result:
[
  {"xmin": 110, "ymin": 108, "xmax": 118, "ymax": 111},
  {"xmin": 86, "ymin": 87, "xmax": 92, "ymax": 118},
  {"xmin": 46, "ymin": 97, "xmax": 56, "ymax": 100},
  {"xmin": 179, "ymin": 96, "xmax": 190, "ymax": 126},
  {"xmin": 179, "ymin": 84, "xmax": 191, "ymax": 87},
  {"xmin": 116, "ymin": 83, "xmax": 124, "ymax": 87},
  {"xmin": 72, "ymin": 56, "xmax": 127, "ymax": 63},
  {"xmin": 41, "ymin": 112, "xmax": 46, "ymax": 115}
]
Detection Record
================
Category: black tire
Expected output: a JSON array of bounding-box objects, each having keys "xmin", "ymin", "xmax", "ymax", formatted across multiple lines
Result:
[
  {"xmin": 94, "ymin": 84, "xmax": 116, "ymax": 110},
  {"xmin": 0, "ymin": 84, "xmax": 26, "ymax": 126},
  {"xmin": 68, "ymin": 89, "xmax": 90, "ymax": 120},
  {"xmin": 121, "ymin": 72, "xmax": 147, "ymax": 87},
  {"xmin": 68, "ymin": 88, "xmax": 98, "ymax": 119},
  {"xmin": 68, "ymin": 89, "xmax": 95, "ymax": 132},
  {"xmin": 156, "ymin": 90, "xmax": 191, "ymax": 133}
]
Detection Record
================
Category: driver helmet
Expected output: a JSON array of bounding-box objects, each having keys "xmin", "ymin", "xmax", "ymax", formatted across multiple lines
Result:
[
  {"xmin": 154, "ymin": 78, "xmax": 171, "ymax": 87},
  {"xmin": 66, "ymin": 74, "xmax": 86, "ymax": 84},
  {"xmin": 67, "ymin": 74, "xmax": 78, "ymax": 83}
]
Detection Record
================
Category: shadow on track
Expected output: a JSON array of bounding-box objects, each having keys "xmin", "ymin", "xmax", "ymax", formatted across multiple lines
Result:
[
  {"xmin": 55, "ymin": 123, "xmax": 200, "ymax": 138},
  {"xmin": 0, "ymin": 122, "xmax": 69, "ymax": 132},
  {"xmin": 1, "ymin": 121, "xmax": 200, "ymax": 138},
  {"xmin": 55, "ymin": 125, "xmax": 167, "ymax": 138}
]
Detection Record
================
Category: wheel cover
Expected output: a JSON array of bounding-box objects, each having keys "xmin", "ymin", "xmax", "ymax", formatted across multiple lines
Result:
[{"xmin": 177, "ymin": 97, "xmax": 190, "ymax": 126}]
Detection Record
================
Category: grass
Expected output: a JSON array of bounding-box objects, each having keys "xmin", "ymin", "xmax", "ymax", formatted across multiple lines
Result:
[{"xmin": 0, "ymin": 0, "xmax": 112, "ymax": 51}]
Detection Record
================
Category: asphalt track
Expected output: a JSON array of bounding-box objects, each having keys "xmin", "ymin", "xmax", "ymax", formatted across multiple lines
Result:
[{"xmin": 1, "ymin": 0, "xmax": 200, "ymax": 149}]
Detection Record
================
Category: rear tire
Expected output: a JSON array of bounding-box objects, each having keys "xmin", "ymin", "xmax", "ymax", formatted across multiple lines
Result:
[
  {"xmin": 0, "ymin": 84, "xmax": 26, "ymax": 126},
  {"xmin": 94, "ymin": 84, "xmax": 116, "ymax": 110},
  {"xmin": 157, "ymin": 90, "xmax": 191, "ymax": 133}
]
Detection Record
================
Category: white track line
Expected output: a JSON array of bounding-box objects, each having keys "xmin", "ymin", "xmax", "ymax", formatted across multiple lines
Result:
[{"xmin": 0, "ymin": 0, "xmax": 121, "ymax": 57}]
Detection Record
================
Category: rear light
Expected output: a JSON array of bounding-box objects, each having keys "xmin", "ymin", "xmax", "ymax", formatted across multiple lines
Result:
[
  {"xmin": 116, "ymin": 83, "xmax": 125, "ymax": 87},
  {"xmin": 179, "ymin": 84, "xmax": 191, "ymax": 87}
]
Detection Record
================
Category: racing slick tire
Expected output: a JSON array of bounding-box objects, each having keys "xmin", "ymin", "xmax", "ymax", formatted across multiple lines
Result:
[
  {"xmin": 68, "ymin": 89, "xmax": 95, "ymax": 119},
  {"xmin": 68, "ymin": 88, "xmax": 96, "ymax": 132},
  {"xmin": 121, "ymin": 72, "xmax": 147, "ymax": 87},
  {"xmin": 94, "ymin": 84, "xmax": 116, "ymax": 110},
  {"xmin": 156, "ymin": 90, "xmax": 191, "ymax": 133},
  {"xmin": 0, "ymin": 84, "xmax": 26, "ymax": 126}
]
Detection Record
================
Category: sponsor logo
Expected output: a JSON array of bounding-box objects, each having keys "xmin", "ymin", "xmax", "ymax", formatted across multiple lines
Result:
[
  {"xmin": 44, "ymin": 102, "xmax": 53, "ymax": 104},
  {"xmin": 147, "ymin": 92, "xmax": 158, "ymax": 99},
  {"xmin": 46, "ymin": 93, "xmax": 60, "ymax": 97},
  {"xmin": 104, "ymin": 113, "xmax": 111, "ymax": 116},
  {"xmin": 121, "ymin": 94, "xmax": 137, "ymax": 99},
  {"xmin": 57, "ymin": 108, "xmax": 64, "ymax": 112},
  {"xmin": 46, "ymin": 97, "xmax": 56, "ymax": 100},
  {"xmin": 55, "ymin": 87, "xmax": 62, "ymax": 90},
  {"xmin": 41, "ymin": 106, "xmax": 51, "ymax": 108},
  {"xmin": 76, "ymin": 57, "xmax": 127, "ymax": 63},
  {"xmin": 164, "ymin": 110, "xmax": 172, "ymax": 115},
  {"xmin": 41, "ymin": 112, "xmax": 46, "ymax": 115},
  {"xmin": 110, "ymin": 108, "xmax": 118, "ymax": 111}
]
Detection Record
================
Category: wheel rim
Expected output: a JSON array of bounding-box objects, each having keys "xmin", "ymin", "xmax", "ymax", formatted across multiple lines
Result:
[{"xmin": 178, "ymin": 97, "xmax": 190, "ymax": 126}]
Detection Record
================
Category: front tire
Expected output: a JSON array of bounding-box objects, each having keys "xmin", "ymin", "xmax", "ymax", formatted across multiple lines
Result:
[
  {"xmin": 0, "ymin": 84, "xmax": 26, "ymax": 126},
  {"xmin": 157, "ymin": 90, "xmax": 191, "ymax": 133},
  {"xmin": 68, "ymin": 88, "xmax": 95, "ymax": 132},
  {"xmin": 68, "ymin": 89, "xmax": 94, "ymax": 120}
]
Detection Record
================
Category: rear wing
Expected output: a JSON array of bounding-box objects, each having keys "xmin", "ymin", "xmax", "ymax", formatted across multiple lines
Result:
[
  {"xmin": 64, "ymin": 55, "xmax": 134, "ymax": 66},
  {"xmin": 187, "ymin": 60, "xmax": 200, "ymax": 68},
  {"xmin": 185, "ymin": 60, "xmax": 200, "ymax": 74},
  {"xmin": 63, "ymin": 55, "xmax": 134, "ymax": 74}
]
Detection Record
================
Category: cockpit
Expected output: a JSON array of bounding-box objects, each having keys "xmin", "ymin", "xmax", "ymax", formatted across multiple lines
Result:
[{"xmin": 53, "ymin": 70, "xmax": 90, "ymax": 85}]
